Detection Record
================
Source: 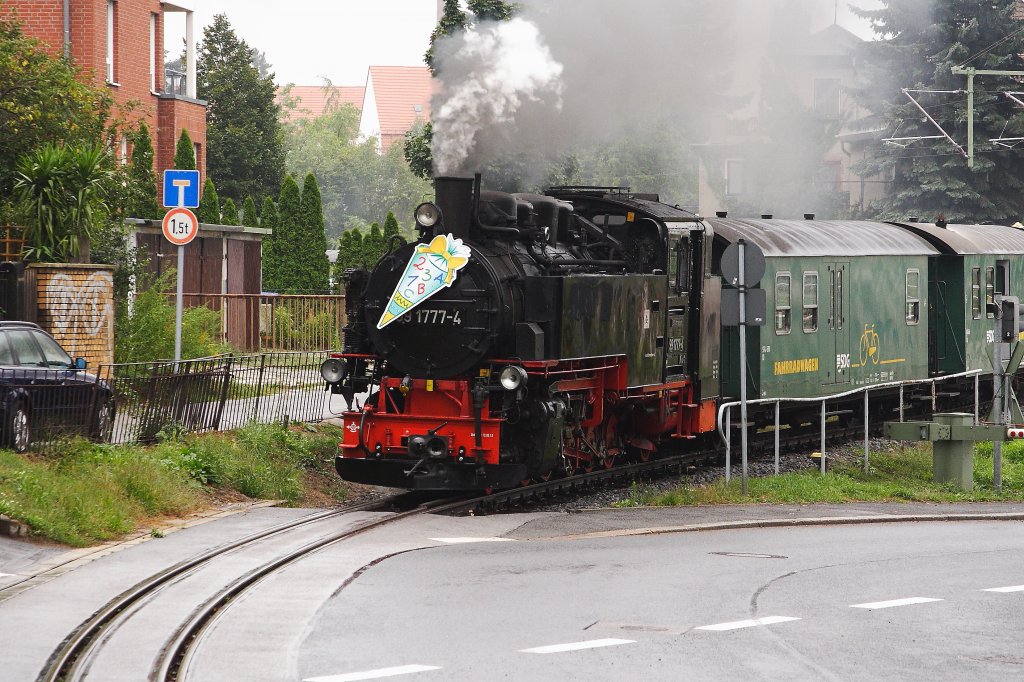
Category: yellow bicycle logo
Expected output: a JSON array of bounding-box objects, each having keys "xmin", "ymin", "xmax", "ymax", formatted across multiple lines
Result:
[{"xmin": 859, "ymin": 324, "xmax": 880, "ymax": 367}]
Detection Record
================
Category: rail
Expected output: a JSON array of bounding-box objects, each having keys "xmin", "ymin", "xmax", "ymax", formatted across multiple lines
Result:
[{"xmin": 716, "ymin": 369, "xmax": 986, "ymax": 481}]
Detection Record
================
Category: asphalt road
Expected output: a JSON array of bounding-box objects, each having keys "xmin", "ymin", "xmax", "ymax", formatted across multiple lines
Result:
[{"xmin": 298, "ymin": 519, "xmax": 1024, "ymax": 682}]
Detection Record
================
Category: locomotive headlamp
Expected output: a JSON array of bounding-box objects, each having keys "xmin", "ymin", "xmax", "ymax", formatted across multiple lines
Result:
[
  {"xmin": 320, "ymin": 358, "xmax": 346, "ymax": 384},
  {"xmin": 414, "ymin": 202, "xmax": 441, "ymax": 228},
  {"xmin": 499, "ymin": 365, "xmax": 528, "ymax": 391}
]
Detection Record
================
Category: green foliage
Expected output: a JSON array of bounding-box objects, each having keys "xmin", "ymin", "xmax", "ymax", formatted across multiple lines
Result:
[
  {"xmin": 174, "ymin": 128, "xmax": 197, "ymax": 170},
  {"xmin": 403, "ymin": 122, "xmax": 433, "ymax": 181},
  {"xmin": 296, "ymin": 173, "xmax": 330, "ymax": 291},
  {"xmin": 425, "ymin": 0, "xmax": 468, "ymax": 75},
  {"xmin": 115, "ymin": 272, "xmax": 228, "ymax": 363},
  {"xmin": 198, "ymin": 14, "xmax": 286, "ymax": 202},
  {"xmin": 241, "ymin": 195, "xmax": 259, "ymax": 227},
  {"xmin": 90, "ymin": 219, "xmax": 147, "ymax": 302},
  {"xmin": 12, "ymin": 142, "xmax": 115, "ymax": 262},
  {"xmin": 221, "ymin": 197, "xmax": 239, "ymax": 225},
  {"xmin": 284, "ymin": 107, "xmax": 431, "ymax": 241},
  {"xmin": 124, "ymin": 122, "xmax": 161, "ymax": 220},
  {"xmin": 197, "ymin": 177, "xmax": 220, "ymax": 224},
  {"xmin": 0, "ymin": 443, "xmax": 200, "ymax": 546},
  {"xmin": 262, "ymin": 175, "xmax": 301, "ymax": 292},
  {"xmin": 849, "ymin": 0, "xmax": 1024, "ymax": 222},
  {"xmin": 383, "ymin": 211, "xmax": 400, "ymax": 241},
  {"xmin": 0, "ymin": 15, "xmax": 113, "ymax": 194}
]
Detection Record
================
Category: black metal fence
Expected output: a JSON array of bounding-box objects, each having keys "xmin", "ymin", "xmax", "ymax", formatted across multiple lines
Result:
[{"xmin": 0, "ymin": 352, "xmax": 335, "ymax": 450}]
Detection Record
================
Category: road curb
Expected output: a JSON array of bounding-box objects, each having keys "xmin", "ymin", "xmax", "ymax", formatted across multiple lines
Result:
[{"xmin": 549, "ymin": 512, "xmax": 1024, "ymax": 541}]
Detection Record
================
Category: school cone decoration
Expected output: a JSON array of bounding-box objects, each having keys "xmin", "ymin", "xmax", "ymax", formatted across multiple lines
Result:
[{"xmin": 377, "ymin": 234, "xmax": 472, "ymax": 329}]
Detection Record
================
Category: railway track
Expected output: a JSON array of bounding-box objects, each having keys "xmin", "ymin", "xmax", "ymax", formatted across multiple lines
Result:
[{"xmin": 37, "ymin": 494, "xmax": 430, "ymax": 682}]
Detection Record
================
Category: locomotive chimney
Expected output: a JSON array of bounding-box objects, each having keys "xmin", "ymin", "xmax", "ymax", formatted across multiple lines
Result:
[
  {"xmin": 804, "ymin": 213, "xmax": 815, "ymax": 220},
  {"xmin": 761, "ymin": 214, "xmax": 773, "ymax": 219},
  {"xmin": 434, "ymin": 176, "xmax": 475, "ymax": 239}
]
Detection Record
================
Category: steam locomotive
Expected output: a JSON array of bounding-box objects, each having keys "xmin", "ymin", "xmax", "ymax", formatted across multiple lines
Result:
[{"xmin": 322, "ymin": 174, "xmax": 1024, "ymax": 491}]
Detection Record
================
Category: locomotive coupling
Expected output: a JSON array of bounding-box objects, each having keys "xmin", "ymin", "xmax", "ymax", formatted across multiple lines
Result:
[{"xmin": 407, "ymin": 422, "xmax": 450, "ymax": 460}]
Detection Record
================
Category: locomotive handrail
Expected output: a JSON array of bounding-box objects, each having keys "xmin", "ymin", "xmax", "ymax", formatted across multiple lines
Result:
[{"xmin": 716, "ymin": 368, "xmax": 986, "ymax": 450}]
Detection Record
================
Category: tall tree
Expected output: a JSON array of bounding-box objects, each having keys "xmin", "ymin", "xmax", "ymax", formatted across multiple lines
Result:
[
  {"xmin": 259, "ymin": 196, "xmax": 278, "ymax": 291},
  {"xmin": 221, "ymin": 197, "xmax": 239, "ymax": 226},
  {"xmin": 197, "ymin": 14, "xmax": 286, "ymax": 203},
  {"xmin": 297, "ymin": 173, "xmax": 330, "ymax": 292},
  {"xmin": 849, "ymin": 0, "xmax": 1024, "ymax": 222},
  {"xmin": 174, "ymin": 128, "xmax": 196, "ymax": 170},
  {"xmin": 241, "ymin": 195, "xmax": 259, "ymax": 227},
  {"xmin": 125, "ymin": 122, "xmax": 161, "ymax": 219},
  {"xmin": 197, "ymin": 177, "xmax": 220, "ymax": 223},
  {"xmin": 263, "ymin": 175, "xmax": 300, "ymax": 292}
]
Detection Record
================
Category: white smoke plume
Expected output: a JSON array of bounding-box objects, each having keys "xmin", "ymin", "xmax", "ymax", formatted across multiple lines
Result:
[{"xmin": 431, "ymin": 17, "xmax": 564, "ymax": 175}]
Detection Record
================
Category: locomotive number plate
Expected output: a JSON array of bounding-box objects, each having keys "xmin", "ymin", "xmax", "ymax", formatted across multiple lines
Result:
[{"xmin": 404, "ymin": 308, "xmax": 463, "ymax": 325}]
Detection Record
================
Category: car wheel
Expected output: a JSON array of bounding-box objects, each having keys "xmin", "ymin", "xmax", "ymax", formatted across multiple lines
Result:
[
  {"xmin": 92, "ymin": 398, "xmax": 114, "ymax": 443},
  {"xmin": 8, "ymin": 403, "xmax": 30, "ymax": 453}
]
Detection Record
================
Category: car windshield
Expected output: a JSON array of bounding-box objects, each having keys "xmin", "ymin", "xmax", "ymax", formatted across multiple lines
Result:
[{"xmin": 0, "ymin": 334, "xmax": 13, "ymax": 365}]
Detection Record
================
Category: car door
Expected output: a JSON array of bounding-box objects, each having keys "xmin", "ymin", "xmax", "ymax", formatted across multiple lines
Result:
[
  {"xmin": 7, "ymin": 329, "xmax": 54, "ymax": 430},
  {"xmin": 33, "ymin": 330, "xmax": 86, "ymax": 433}
]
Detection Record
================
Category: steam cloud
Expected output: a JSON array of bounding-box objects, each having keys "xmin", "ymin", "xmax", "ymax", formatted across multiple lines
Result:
[
  {"xmin": 430, "ymin": 1, "xmax": 891, "ymax": 215},
  {"xmin": 432, "ymin": 18, "xmax": 564, "ymax": 175}
]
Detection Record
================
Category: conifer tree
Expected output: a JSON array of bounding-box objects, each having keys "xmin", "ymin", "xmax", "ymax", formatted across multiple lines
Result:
[
  {"xmin": 365, "ymin": 222, "xmax": 385, "ymax": 268},
  {"xmin": 259, "ymin": 196, "xmax": 278, "ymax": 291},
  {"xmin": 263, "ymin": 175, "xmax": 300, "ymax": 292},
  {"xmin": 197, "ymin": 177, "xmax": 220, "ymax": 223},
  {"xmin": 221, "ymin": 197, "xmax": 239, "ymax": 225},
  {"xmin": 241, "ymin": 196, "xmax": 259, "ymax": 227},
  {"xmin": 174, "ymin": 129, "xmax": 196, "ymax": 170},
  {"xmin": 126, "ymin": 122, "xmax": 160, "ymax": 219},
  {"xmin": 298, "ymin": 173, "xmax": 330, "ymax": 292},
  {"xmin": 849, "ymin": 0, "xmax": 1024, "ymax": 222},
  {"xmin": 382, "ymin": 211, "xmax": 400, "ymax": 242},
  {"xmin": 198, "ymin": 14, "xmax": 286, "ymax": 203}
]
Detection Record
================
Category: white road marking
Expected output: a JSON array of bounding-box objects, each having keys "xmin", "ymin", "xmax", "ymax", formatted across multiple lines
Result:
[
  {"xmin": 983, "ymin": 585, "xmax": 1024, "ymax": 593},
  {"xmin": 519, "ymin": 638, "xmax": 635, "ymax": 654},
  {"xmin": 695, "ymin": 616, "xmax": 801, "ymax": 631},
  {"xmin": 850, "ymin": 597, "xmax": 943, "ymax": 609},
  {"xmin": 303, "ymin": 664, "xmax": 441, "ymax": 682},
  {"xmin": 429, "ymin": 537, "xmax": 515, "ymax": 544}
]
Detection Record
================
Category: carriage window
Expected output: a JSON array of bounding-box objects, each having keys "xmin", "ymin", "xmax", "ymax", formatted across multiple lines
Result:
[
  {"xmin": 986, "ymin": 267, "xmax": 995, "ymax": 318},
  {"xmin": 906, "ymin": 269, "xmax": 920, "ymax": 325},
  {"xmin": 836, "ymin": 268, "xmax": 844, "ymax": 329},
  {"xmin": 972, "ymin": 267, "xmax": 982, "ymax": 319},
  {"xmin": 802, "ymin": 272, "xmax": 818, "ymax": 332},
  {"xmin": 674, "ymin": 239, "xmax": 690, "ymax": 294},
  {"xmin": 775, "ymin": 272, "xmax": 791, "ymax": 335},
  {"xmin": 997, "ymin": 261, "xmax": 1009, "ymax": 296}
]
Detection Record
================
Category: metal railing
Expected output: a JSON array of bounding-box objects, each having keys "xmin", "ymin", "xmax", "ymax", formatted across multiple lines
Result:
[
  {"xmin": 717, "ymin": 370, "xmax": 985, "ymax": 482},
  {"xmin": 180, "ymin": 294, "xmax": 345, "ymax": 352},
  {"xmin": 101, "ymin": 352, "xmax": 334, "ymax": 443}
]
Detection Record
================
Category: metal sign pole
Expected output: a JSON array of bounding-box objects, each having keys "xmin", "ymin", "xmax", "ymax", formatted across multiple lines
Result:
[
  {"xmin": 175, "ymin": 244, "xmax": 185, "ymax": 363},
  {"xmin": 739, "ymin": 239, "xmax": 748, "ymax": 496}
]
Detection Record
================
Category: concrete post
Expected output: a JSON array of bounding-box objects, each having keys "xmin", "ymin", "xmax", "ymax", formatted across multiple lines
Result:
[{"xmin": 932, "ymin": 413, "xmax": 974, "ymax": 491}]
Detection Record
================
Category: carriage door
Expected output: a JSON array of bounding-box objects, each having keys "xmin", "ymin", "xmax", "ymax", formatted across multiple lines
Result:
[
  {"xmin": 827, "ymin": 262, "xmax": 851, "ymax": 384},
  {"xmin": 665, "ymin": 229, "xmax": 693, "ymax": 381}
]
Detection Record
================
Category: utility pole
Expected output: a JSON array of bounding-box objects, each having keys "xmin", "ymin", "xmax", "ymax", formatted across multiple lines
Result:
[{"xmin": 951, "ymin": 66, "xmax": 1024, "ymax": 168}]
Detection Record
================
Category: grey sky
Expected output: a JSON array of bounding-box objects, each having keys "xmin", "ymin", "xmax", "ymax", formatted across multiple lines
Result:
[{"xmin": 167, "ymin": 1, "xmax": 882, "ymax": 88}]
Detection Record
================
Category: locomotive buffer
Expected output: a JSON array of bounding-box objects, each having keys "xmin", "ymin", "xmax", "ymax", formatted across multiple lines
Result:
[{"xmin": 721, "ymin": 239, "xmax": 766, "ymax": 495}]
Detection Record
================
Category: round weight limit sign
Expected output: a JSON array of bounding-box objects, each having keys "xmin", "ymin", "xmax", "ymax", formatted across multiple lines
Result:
[{"xmin": 162, "ymin": 207, "xmax": 199, "ymax": 246}]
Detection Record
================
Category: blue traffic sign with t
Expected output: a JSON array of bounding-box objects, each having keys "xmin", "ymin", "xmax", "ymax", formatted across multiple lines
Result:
[{"xmin": 163, "ymin": 169, "xmax": 201, "ymax": 208}]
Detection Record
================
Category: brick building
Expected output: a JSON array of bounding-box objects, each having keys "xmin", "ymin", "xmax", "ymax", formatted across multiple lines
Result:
[{"xmin": 0, "ymin": 0, "xmax": 207, "ymax": 192}]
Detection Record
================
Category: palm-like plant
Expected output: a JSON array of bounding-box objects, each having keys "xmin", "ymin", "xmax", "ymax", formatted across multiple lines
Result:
[{"xmin": 13, "ymin": 142, "xmax": 114, "ymax": 262}]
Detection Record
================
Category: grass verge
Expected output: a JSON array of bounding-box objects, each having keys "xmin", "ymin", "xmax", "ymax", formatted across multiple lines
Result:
[
  {"xmin": 619, "ymin": 441, "xmax": 1024, "ymax": 507},
  {"xmin": 0, "ymin": 422, "xmax": 350, "ymax": 547}
]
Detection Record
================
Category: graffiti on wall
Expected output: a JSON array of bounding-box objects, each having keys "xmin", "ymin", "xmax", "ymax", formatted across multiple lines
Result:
[{"xmin": 39, "ymin": 269, "xmax": 115, "ymax": 364}]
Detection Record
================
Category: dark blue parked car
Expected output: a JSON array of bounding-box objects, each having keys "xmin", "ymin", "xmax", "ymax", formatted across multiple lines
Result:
[{"xmin": 0, "ymin": 322, "xmax": 113, "ymax": 452}]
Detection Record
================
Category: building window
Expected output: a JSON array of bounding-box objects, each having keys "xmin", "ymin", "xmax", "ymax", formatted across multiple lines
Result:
[
  {"xmin": 906, "ymin": 269, "xmax": 920, "ymax": 325},
  {"xmin": 814, "ymin": 78, "xmax": 841, "ymax": 119},
  {"xmin": 193, "ymin": 143, "xmax": 202, "ymax": 171},
  {"xmin": 150, "ymin": 13, "xmax": 159, "ymax": 92},
  {"xmin": 775, "ymin": 272, "xmax": 791, "ymax": 335},
  {"xmin": 725, "ymin": 159, "xmax": 744, "ymax": 196},
  {"xmin": 106, "ymin": 1, "xmax": 117, "ymax": 83},
  {"xmin": 972, "ymin": 267, "xmax": 982, "ymax": 319},
  {"xmin": 120, "ymin": 137, "xmax": 128, "ymax": 166},
  {"xmin": 802, "ymin": 271, "xmax": 818, "ymax": 332},
  {"xmin": 986, "ymin": 266, "xmax": 996, "ymax": 318}
]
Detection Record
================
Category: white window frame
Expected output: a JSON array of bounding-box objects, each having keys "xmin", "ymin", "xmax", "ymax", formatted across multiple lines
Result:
[
  {"xmin": 150, "ymin": 13, "xmax": 157, "ymax": 93},
  {"xmin": 106, "ymin": 1, "xmax": 116, "ymax": 84},
  {"xmin": 802, "ymin": 271, "xmax": 818, "ymax": 333},
  {"xmin": 775, "ymin": 272, "xmax": 792, "ymax": 335},
  {"xmin": 905, "ymin": 268, "xmax": 920, "ymax": 325}
]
